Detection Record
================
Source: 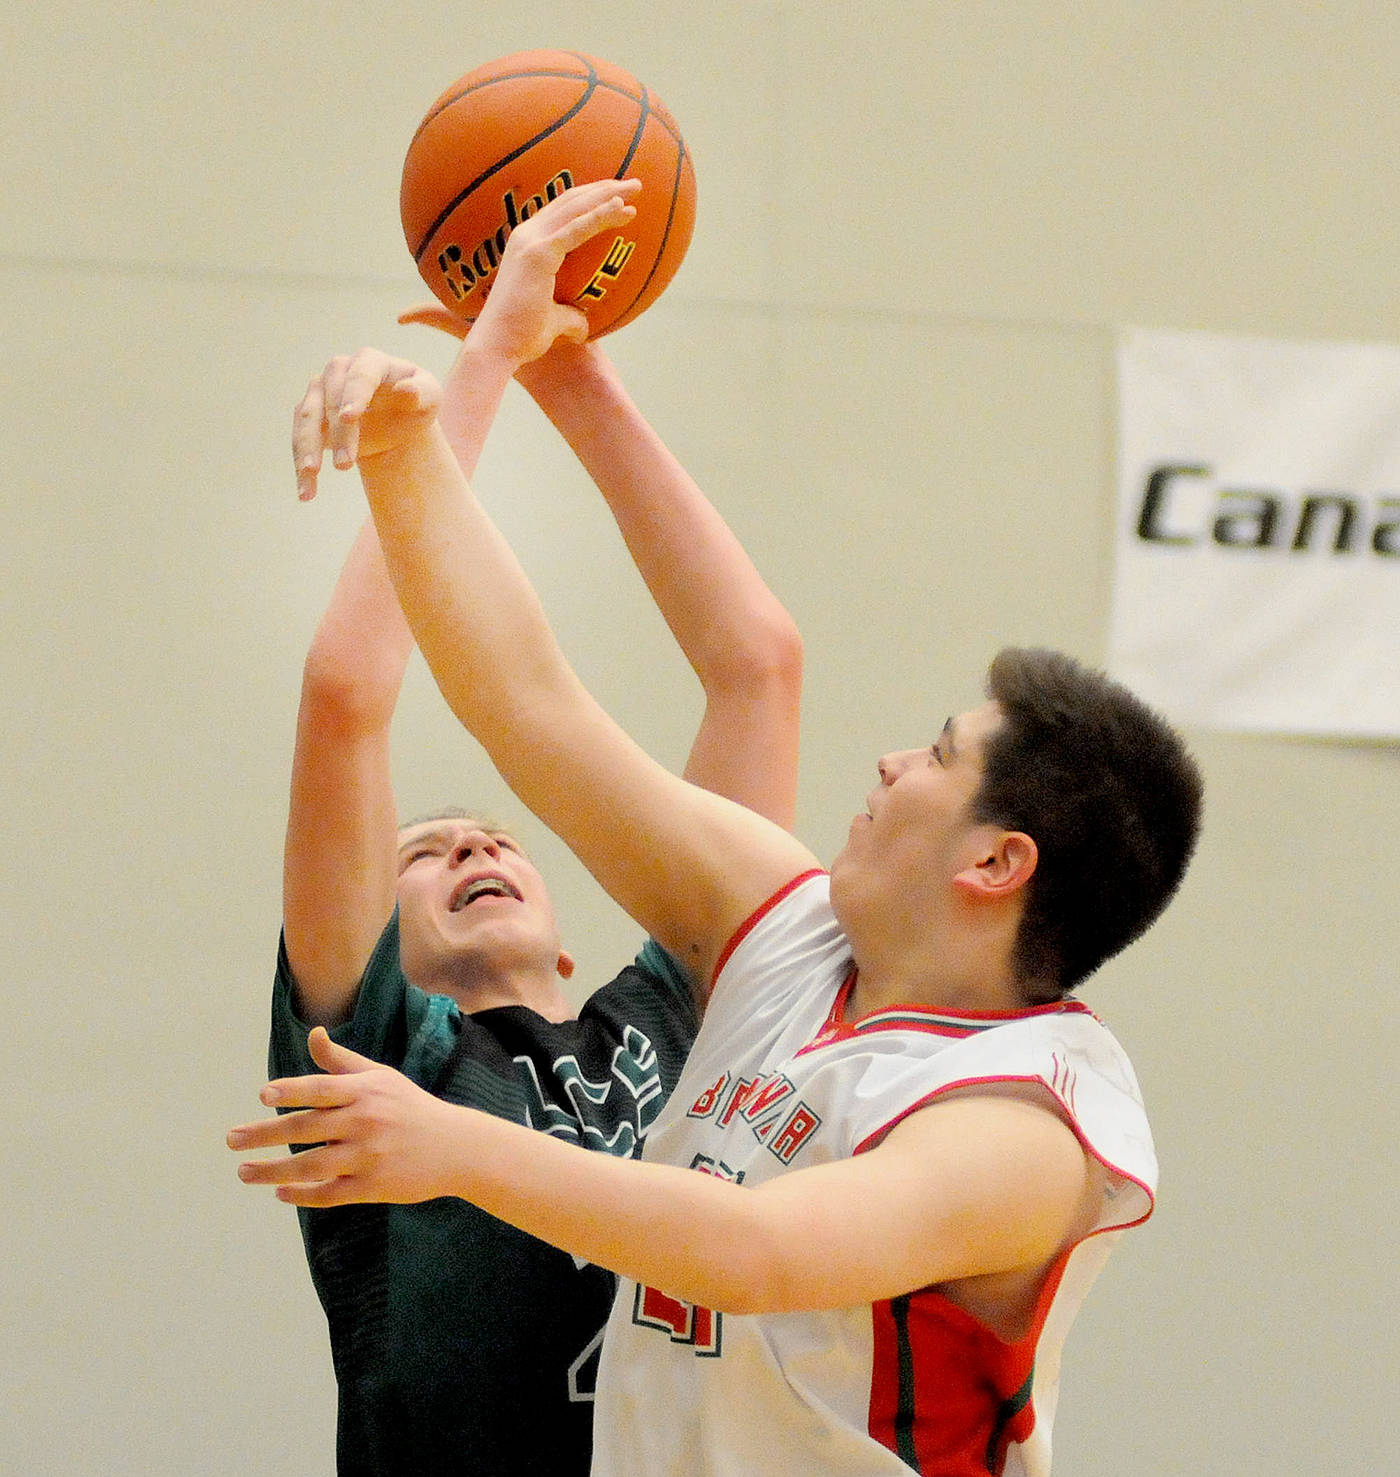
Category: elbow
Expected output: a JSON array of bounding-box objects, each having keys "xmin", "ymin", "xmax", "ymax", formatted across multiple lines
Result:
[
  {"xmin": 760, "ymin": 611, "xmax": 804, "ymax": 698},
  {"xmin": 710, "ymin": 608, "xmax": 804, "ymax": 706},
  {"xmin": 298, "ymin": 653, "xmax": 399, "ymax": 736}
]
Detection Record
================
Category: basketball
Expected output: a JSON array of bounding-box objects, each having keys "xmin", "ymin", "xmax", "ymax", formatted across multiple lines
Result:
[{"xmin": 400, "ymin": 49, "xmax": 697, "ymax": 339}]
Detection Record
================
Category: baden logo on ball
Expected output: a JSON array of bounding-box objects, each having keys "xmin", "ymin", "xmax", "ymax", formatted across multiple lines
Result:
[{"xmin": 400, "ymin": 49, "xmax": 697, "ymax": 338}]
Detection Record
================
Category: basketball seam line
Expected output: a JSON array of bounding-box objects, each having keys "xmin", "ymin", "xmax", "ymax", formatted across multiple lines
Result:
[
  {"xmin": 411, "ymin": 62, "xmax": 599, "ymax": 143},
  {"xmin": 614, "ymin": 84, "xmax": 652, "ymax": 177},
  {"xmin": 608, "ymin": 128, "xmax": 691, "ymax": 332},
  {"xmin": 410, "ymin": 79, "xmax": 601, "ymax": 261},
  {"xmin": 409, "ymin": 66, "xmax": 683, "ymax": 151}
]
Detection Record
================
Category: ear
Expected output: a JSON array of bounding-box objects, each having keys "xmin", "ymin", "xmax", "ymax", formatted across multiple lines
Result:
[
  {"xmin": 556, "ymin": 949, "xmax": 576, "ymax": 981},
  {"xmin": 952, "ymin": 830, "xmax": 1038, "ymax": 901}
]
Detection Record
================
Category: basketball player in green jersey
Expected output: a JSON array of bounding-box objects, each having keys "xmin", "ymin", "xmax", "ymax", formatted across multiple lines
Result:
[{"xmin": 266, "ymin": 180, "xmax": 801, "ymax": 1475}]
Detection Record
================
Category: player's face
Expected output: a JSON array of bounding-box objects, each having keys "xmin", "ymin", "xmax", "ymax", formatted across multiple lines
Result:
[
  {"xmin": 829, "ymin": 702, "xmax": 1004, "ymax": 932},
  {"xmin": 393, "ymin": 818, "xmax": 569, "ymax": 988}
]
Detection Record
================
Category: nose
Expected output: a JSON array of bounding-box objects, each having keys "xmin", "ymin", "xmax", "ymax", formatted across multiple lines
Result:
[
  {"xmin": 877, "ymin": 749, "xmax": 922, "ymax": 784},
  {"xmin": 450, "ymin": 829, "xmax": 500, "ymax": 865}
]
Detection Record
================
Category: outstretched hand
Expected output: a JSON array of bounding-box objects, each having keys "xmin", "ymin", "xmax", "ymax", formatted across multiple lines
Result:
[
  {"xmin": 293, "ymin": 350, "xmax": 441, "ymax": 501},
  {"xmin": 229, "ymin": 1027, "xmax": 464, "ymax": 1206},
  {"xmin": 455, "ymin": 177, "xmax": 639, "ymax": 371}
]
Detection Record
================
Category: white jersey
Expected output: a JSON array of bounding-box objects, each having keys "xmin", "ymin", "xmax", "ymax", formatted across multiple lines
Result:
[{"xmin": 592, "ymin": 872, "xmax": 1156, "ymax": 1477}]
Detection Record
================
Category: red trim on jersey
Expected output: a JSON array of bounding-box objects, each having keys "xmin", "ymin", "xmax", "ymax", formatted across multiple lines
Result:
[
  {"xmin": 868, "ymin": 1238, "xmax": 1089, "ymax": 1471},
  {"xmin": 803, "ymin": 974, "xmax": 1096, "ymax": 1053},
  {"xmin": 868, "ymin": 1255, "xmax": 1067, "ymax": 1475},
  {"xmin": 708, "ymin": 869, "xmax": 827, "ymax": 994},
  {"xmin": 852, "ymin": 1073, "xmax": 1156, "ymax": 1233}
]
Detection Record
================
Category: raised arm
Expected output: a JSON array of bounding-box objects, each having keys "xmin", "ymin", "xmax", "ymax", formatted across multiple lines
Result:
[
  {"xmin": 402, "ymin": 315, "xmax": 803, "ymax": 830},
  {"xmin": 283, "ymin": 341, "xmax": 516, "ymax": 1027},
  {"xmin": 294, "ymin": 183, "xmax": 815, "ymax": 991},
  {"xmin": 281, "ymin": 517, "xmax": 411, "ymax": 1027},
  {"xmin": 502, "ymin": 344, "xmax": 801, "ymax": 828}
]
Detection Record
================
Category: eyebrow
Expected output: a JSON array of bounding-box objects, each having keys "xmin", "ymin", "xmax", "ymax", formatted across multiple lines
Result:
[
  {"xmin": 396, "ymin": 828, "xmax": 452, "ymax": 856},
  {"xmin": 940, "ymin": 715, "xmax": 958, "ymax": 761},
  {"xmin": 396, "ymin": 826, "xmax": 525, "ymax": 856}
]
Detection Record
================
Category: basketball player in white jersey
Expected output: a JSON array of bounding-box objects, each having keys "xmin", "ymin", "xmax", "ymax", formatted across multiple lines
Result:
[{"xmin": 232, "ymin": 179, "xmax": 1202, "ymax": 1476}]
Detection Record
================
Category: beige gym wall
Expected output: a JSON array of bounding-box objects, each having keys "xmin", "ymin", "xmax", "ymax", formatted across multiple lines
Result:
[{"xmin": 3, "ymin": 4, "xmax": 1394, "ymax": 1473}]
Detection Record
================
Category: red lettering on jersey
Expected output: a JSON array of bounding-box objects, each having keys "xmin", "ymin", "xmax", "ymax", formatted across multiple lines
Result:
[
  {"xmin": 741, "ymin": 1073, "xmax": 794, "ymax": 1125},
  {"xmin": 770, "ymin": 1103, "xmax": 822, "ymax": 1163},
  {"xmin": 633, "ymin": 1284, "xmax": 723, "ymax": 1356},
  {"xmin": 717, "ymin": 1076, "xmax": 757, "ymax": 1128},
  {"xmin": 688, "ymin": 1072, "xmax": 730, "ymax": 1119}
]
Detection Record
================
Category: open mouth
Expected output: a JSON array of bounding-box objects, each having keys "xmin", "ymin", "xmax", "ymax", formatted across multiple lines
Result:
[{"xmin": 450, "ymin": 876, "xmax": 524, "ymax": 912}]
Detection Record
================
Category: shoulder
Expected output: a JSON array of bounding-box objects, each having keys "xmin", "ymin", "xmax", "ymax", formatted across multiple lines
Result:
[
  {"xmin": 575, "ymin": 942, "xmax": 701, "ymax": 1087},
  {"xmin": 273, "ymin": 910, "xmax": 464, "ymax": 1080},
  {"xmin": 904, "ymin": 1005, "xmax": 1159, "ymax": 1230},
  {"xmin": 712, "ymin": 870, "xmax": 840, "ymax": 991},
  {"xmin": 692, "ymin": 871, "xmax": 849, "ymax": 1045}
]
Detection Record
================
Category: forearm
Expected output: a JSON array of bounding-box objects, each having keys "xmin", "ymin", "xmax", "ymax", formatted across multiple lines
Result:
[
  {"xmin": 523, "ymin": 348, "xmax": 799, "ymax": 688},
  {"xmin": 434, "ymin": 1104, "xmax": 780, "ymax": 1313},
  {"xmin": 437, "ymin": 1095, "xmax": 1097, "ymax": 1318},
  {"xmin": 521, "ymin": 348, "xmax": 804, "ymax": 826},
  {"xmin": 355, "ymin": 414, "xmax": 810, "ymax": 975},
  {"xmin": 357, "ymin": 418, "xmax": 588, "ymax": 788},
  {"xmin": 437, "ymin": 342, "xmax": 517, "ymax": 481},
  {"xmin": 283, "ymin": 521, "xmax": 412, "ymax": 1022},
  {"xmin": 299, "ymin": 519, "xmax": 414, "ymax": 724}
]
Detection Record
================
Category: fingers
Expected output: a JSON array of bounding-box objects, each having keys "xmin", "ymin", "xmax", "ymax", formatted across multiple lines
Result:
[
  {"xmin": 252, "ymin": 1061, "xmax": 364, "ymax": 1117},
  {"xmin": 505, "ymin": 178, "xmax": 640, "ymax": 280},
  {"xmin": 307, "ymin": 1024, "xmax": 378, "ymax": 1075},
  {"xmin": 545, "ymin": 178, "xmax": 640, "ymax": 257},
  {"xmin": 292, "ymin": 375, "xmax": 327, "ymax": 501},
  {"xmin": 291, "ymin": 352, "xmax": 359, "ymax": 497},
  {"xmin": 293, "ymin": 185, "xmax": 632, "ymax": 497},
  {"xmin": 226, "ymin": 1101, "xmax": 336, "ymax": 1151},
  {"xmin": 228, "ymin": 1031, "xmax": 399, "ymax": 1150},
  {"xmin": 291, "ymin": 349, "xmax": 439, "ymax": 497},
  {"xmin": 236, "ymin": 1140, "xmax": 342, "ymax": 1185},
  {"xmin": 271, "ymin": 1177, "xmax": 360, "ymax": 1210},
  {"xmin": 234, "ymin": 1143, "xmax": 363, "ymax": 1208},
  {"xmin": 555, "ymin": 305, "xmax": 591, "ymax": 346},
  {"xmin": 323, "ymin": 350, "xmax": 379, "ymax": 470}
]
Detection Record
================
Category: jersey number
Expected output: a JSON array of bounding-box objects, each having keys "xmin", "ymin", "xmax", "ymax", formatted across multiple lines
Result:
[{"xmin": 632, "ymin": 1284, "xmax": 723, "ymax": 1357}]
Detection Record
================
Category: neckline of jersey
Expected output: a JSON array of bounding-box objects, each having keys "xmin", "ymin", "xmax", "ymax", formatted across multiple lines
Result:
[{"xmin": 815, "ymin": 968, "xmax": 1093, "ymax": 1044}]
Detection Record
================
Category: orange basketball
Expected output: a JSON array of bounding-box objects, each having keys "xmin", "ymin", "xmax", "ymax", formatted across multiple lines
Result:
[{"xmin": 400, "ymin": 50, "xmax": 697, "ymax": 339}]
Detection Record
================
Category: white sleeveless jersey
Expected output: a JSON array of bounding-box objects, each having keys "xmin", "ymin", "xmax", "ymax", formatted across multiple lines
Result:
[{"xmin": 592, "ymin": 873, "xmax": 1157, "ymax": 1477}]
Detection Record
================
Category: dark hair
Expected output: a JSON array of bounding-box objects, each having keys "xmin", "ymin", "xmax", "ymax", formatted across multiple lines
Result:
[{"xmin": 972, "ymin": 647, "xmax": 1203, "ymax": 1001}]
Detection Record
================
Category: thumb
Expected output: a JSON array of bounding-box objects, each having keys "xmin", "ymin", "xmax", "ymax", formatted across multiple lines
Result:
[
  {"xmin": 549, "ymin": 303, "xmax": 592, "ymax": 348},
  {"xmin": 307, "ymin": 1025, "xmax": 377, "ymax": 1075},
  {"xmin": 397, "ymin": 303, "xmax": 471, "ymax": 340}
]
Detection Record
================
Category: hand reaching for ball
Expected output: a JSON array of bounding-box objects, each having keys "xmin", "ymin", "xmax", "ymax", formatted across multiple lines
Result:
[
  {"xmin": 464, "ymin": 178, "xmax": 640, "ymax": 368},
  {"xmin": 296, "ymin": 182, "xmax": 639, "ymax": 499},
  {"xmin": 401, "ymin": 49, "xmax": 695, "ymax": 338}
]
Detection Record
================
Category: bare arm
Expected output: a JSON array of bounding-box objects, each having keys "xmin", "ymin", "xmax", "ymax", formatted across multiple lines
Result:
[
  {"xmin": 282, "ymin": 340, "xmax": 512, "ymax": 1027},
  {"xmin": 362, "ymin": 408, "xmax": 809, "ymax": 985},
  {"xmin": 281, "ymin": 518, "xmax": 411, "ymax": 1026},
  {"xmin": 513, "ymin": 344, "xmax": 802, "ymax": 829},
  {"xmin": 411, "ymin": 310, "xmax": 802, "ymax": 830},
  {"xmin": 297, "ymin": 184, "xmax": 816, "ymax": 986},
  {"xmin": 233, "ymin": 1032, "xmax": 1099, "ymax": 1314}
]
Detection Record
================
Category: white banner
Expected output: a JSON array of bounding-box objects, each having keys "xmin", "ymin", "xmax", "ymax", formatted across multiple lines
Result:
[{"xmin": 1108, "ymin": 327, "xmax": 1400, "ymax": 739}]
